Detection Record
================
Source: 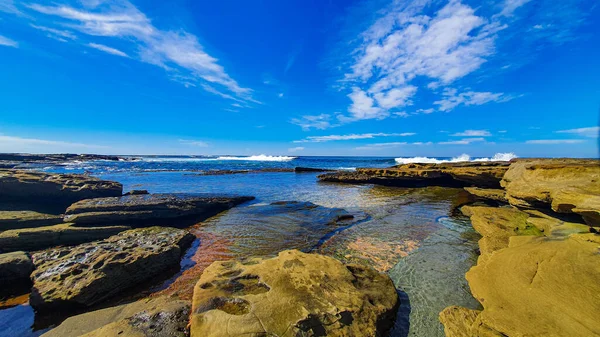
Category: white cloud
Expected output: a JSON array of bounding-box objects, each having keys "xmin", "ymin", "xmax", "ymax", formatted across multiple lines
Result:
[
  {"xmin": 278, "ymin": 93, "xmax": 284, "ymax": 98},
  {"xmin": 295, "ymin": 132, "xmax": 415, "ymax": 143},
  {"xmin": 88, "ymin": 42, "xmax": 129, "ymax": 57},
  {"xmin": 497, "ymin": 0, "xmax": 532, "ymax": 17},
  {"xmin": 178, "ymin": 139, "xmax": 208, "ymax": 147},
  {"xmin": 556, "ymin": 126, "xmax": 599, "ymax": 138},
  {"xmin": 28, "ymin": 1, "xmax": 255, "ymax": 102},
  {"xmin": 346, "ymin": 87, "xmax": 385, "ymax": 121},
  {"xmin": 0, "ymin": 0, "xmax": 28, "ymax": 17},
  {"xmin": 451, "ymin": 129, "xmax": 492, "ymax": 137},
  {"xmin": 0, "ymin": 134, "xmax": 108, "ymax": 151},
  {"xmin": 288, "ymin": 147, "xmax": 304, "ymax": 152},
  {"xmin": 439, "ymin": 137, "xmax": 486, "ymax": 145},
  {"xmin": 434, "ymin": 88, "xmax": 514, "ymax": 112},
  {"xmin": 290, "ymin": 114, "xmax": 333, "ymax": 131},
  {"xmin": 526, "ymin": 139, "xmax": 586, "ymax": 144},
  {"xmin": 0, "ymin": 34, "xmax": 18, "ymax": 48},
  {"xmin": 31, "ymin": 24, "xmax": 77, "ymax": 40},
  {"xmin": 355, "ymin": 141, "xmax": 431, "ymax": 150},
  {"xmin": 416, "ymin": 108, "xmax": 434, "ymax": 114}
]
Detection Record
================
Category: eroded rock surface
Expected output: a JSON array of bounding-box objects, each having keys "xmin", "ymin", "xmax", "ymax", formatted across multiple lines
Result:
[
  {"xmin": 0, "ymin": 223, "xmax": 130, "ymax": 252},
  {"xmin": 191, "ymin": 250, "xmax": 399, "ymax": 337},
  {"xmin": 64, "ymin": 193, "xmax": 254, "ymax": 226},
  {"xmin": 42, "ymin": 296, "xmax": 190, "ymax": 337},
  {"xmin": 501, "ymin": 158, "xmax": 600, "ymax": 226},
  {"xmin": 30, "ymin": 227, "xmax": 194, "ymax": 310},
  {"xmin": 0, "ymin": 209, "xmax": 63, "ymax": 231},
  {"xmin": 319, "ymin": 162, "xmax": 509, "ymax": 188},
  {"xmin": 0, "ymin": 251, "xmax": 33, "ymax": 294},
  {"xmin": 0, "ymin": 169, "xmax": 122, "ymax": 206},
  {"xmin": 463, "ymin": 187, "xmax": 507, "ymax": 204}
]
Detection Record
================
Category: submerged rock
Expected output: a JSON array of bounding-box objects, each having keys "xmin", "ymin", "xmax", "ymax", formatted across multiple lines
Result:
[
  {"xmin": 0, "ymin": 251, "xmax": 33, "ymax": 294},
  {"xmin": 0, "ymin": 209, "xmax": 63, "ymax": 231},
  {"xmin": 294, "ymin": 166, "xmax": 335, "ymax": 173},
  {"xmin": 501, "ymin": 158, "xmax": 600, "ymax": 226},
  {"xmin": 190, "ymin": 249, "xmax": 399, "ymax": 337},
  {"xmin": 455, "ymin": 234, "xmax": 600, "ymax": 337},
  {"xmin": 42, "ymin": 296, "xmax": 190, "ymax": 337},
  {"xmin": 0, "ymin": 223, "xmax": 130, "ymax": 252},
  {"xmin": 64, "ymin": 193, "xmax": 254, "ymax": 226},
  {"xmin": 30, "ymin": 227, "xmax": 194, "ymax": 310},
  {"xmin": 319, "ymin": 162, "xmax": 509, "ymax": 188},
  {"xmin": 0, "ymin": 169, "xmax": 123, "ymax": 206}
]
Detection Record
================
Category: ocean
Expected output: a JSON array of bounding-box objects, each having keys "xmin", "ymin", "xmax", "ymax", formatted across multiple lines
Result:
[{"xmin": 0, "ymin": 154, "xmax": 511, "ymax": 337}]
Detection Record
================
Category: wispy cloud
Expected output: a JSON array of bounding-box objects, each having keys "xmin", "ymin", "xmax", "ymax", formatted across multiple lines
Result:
[
  {"xmin": 88, "ymin": 43, "xmax": 129, "ymax": 57},
  {"xmin": 556, "ymin": 126, "xmax": 599, "ymax": 138},
  {"xmin": 355, "ymin": 141, "xmax": 432, "ymax": 150},
  {"xmin": 451, "ymin": 129, "xmax": 492, "ymax": 137},
  {"xmin": 30, "ymin": 24, "xmax": 77, "ymax": 41},
  {"xmin": 288, "ymin": 146, "xmax": 304, "ymax": 152},
  {"xmin": 0, "ymin": 34, "xmax": 18, "ymax": 48},
  {"xmin": 434, "ymin": 89, "xmax": 514, "ymax": 112},
  {"xmin": 290, "ymin": 114, "xmax": 334, "ymax": 131},
  {"xmin": 0, "ymin": 0, "xmax": 29, "ymax": 17},
  {"xmin": 178, "ymin": 139, "xmax": 208, "ymax": 147},
  {"xmin": 27, "ymin": 1, "xmax": 256, "ymax": 102},
  {"xmin": 295, "ymin": 132, "xmax": 416, "ymax": 143},
  {"xmin": 439, "ymin": 137, "xmax": 486, "ymax": 145},
  {"xmin": 526, "ymin": 139, "xmax": 586, "ymax": 144},
  {"xmin": 0, "ymin": 134, "xmax": 108, "ymax": 150}
]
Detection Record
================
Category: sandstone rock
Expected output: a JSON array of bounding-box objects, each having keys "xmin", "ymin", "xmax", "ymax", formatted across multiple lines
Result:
[
  {"xmin": 460, "ymin": 234, "xmax": 600, "ymax": 337},
  {"xmin": 0, "ymin": 169, "xmax": 123, "ymax": 206},
  {"xmin": 30, "ymin": 227, "xmax": 194, "ymax": 310},
  {"xmin": 319, "ymin": 162, "xmax": 509, "ymax": 188},
  {"xmin": 42, "ymin": 297, "xmax": 190, "ymax": 337},
  {"xmin": 64, "ymin": 193, "xmax": 254, "ymax": 226},
  {"xmin": 463, "ymin": 187, "xmax": 507, "ymax": 203},
  {"xmin": 0, "ymin": 223, "xmax": 130, "ymax": 252},
  {"xmin": 190, "ymin": 249, "xmax": 399, "ymax": 337},
  {"xmin": 0, "ymin": 209, "xmax": 63, "ymax": 231},
  {"xmin": 461, "ymin": 206, "xmax": 543, "ymax": 259},
  {"xmin": 438, "ymin": 306, "xmax": 481, "ymax": 337},
  {"xmin": 0, "ymin": 251, "xmax": 33, "ymax": 293},
  {"xmin": 123, "ymin": 190, "xmax": 149, "ymax": 196},
  {"xmin": 501, "ymin": 158, "xmax": 600, "ymax": 226}
]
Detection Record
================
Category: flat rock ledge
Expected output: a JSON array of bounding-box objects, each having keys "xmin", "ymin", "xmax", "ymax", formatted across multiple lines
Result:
[
  {"xmin": 191, "ymin": 249, "xmax": 399, "ymax": 337},
  {"xmin": 0, "ymin": 209, "xmax": 63, "ymax": 231},
  {"xmin": 0, "ymin": 251, "xmax": 34, "ymax": 293},
  {"xmin": 0, "ymin": 223, "xmax": 130, "ymax": 253},
  {"xmin": 318, "ymin": 161, "xmax": 510, "ymax": 188},
  {"xmin": 42, "ymin": 296, "xmax": 190, "ymax": 337},
  {"xmin": 64, "ymin": 193, "xmax": 255, "ymax": 226},
  {"xmin": 30, "ymin": 227, "xmax": 195, "ymax": 310},
  {"xmin": 0, "ymin": 169, "xmax": 123, "ymax": 206}
]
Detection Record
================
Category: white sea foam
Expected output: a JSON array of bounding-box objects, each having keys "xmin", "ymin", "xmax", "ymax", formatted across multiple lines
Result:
[
  {"xmin": 215, "ymin": 155, "xmax": 297, "ymax": 162},
  {"xmin": 394, "ymin": 152, "xmax": 517, "ymax": 164}
]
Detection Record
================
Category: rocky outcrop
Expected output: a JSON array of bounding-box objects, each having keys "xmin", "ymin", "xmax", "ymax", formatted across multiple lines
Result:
[
  {"xmin": 42, "ymin": 297, "xmax": 190, "ymax": 337},
  {"xmin": 30, "ymin": 227, "xmax": 194, "ymax": 310},
  {"xmin": 0, "ymin": 153, "xmax": 122, "ymax": 162},
  {"xmin": 63, "ymin": 193, "xmax": 254, "ymax": 226},
  {"xmin": 0, "ymin": 251, "xmax": 34, "ymax": 293},
  {"xmin": 501, "ymin": 158, "xmax": 600, "ymax": 226},
  {"xmin": 0, "ymin": 209, "xmax": 63, "ymax": 231},
  {"xmin": 0, "ymin": 223, "xmax": 130, "ymax": 252},
  {"xmin": 294, "ymin": 167, "xmax": 335, "ymax": 173},
  {"xmin": 190, "ymin": 249, "xmax": 399, "ymax": 337},
  {"xmin": 463, "ymin": 187, "xmax": 507, "ymax": 203},
  {"xmin": 319, "ymin": 162, "xmax": 510, "ymax": 188},
  {"xmin": 457, "ymin": 234, "xmax": 600, "ymax": 337},
  {"xmin": 0, "ymin": 170, "xmax": 123, "ymax": 206}
]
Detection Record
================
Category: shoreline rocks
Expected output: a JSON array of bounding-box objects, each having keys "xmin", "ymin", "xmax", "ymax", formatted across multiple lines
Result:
[
  {"xmin": 190, "ymin": 249, "xmax": 399, "ymax": 337},
  {"xmin": 0, "ymin": 251, "xmax": 34, "ymax": 295},
  {"xmin": 64, "ymin": 193, "xmax": 255, "ymax": 226},
  {"xmin": 0, "ymin": 209, "xmax": 63, "ymax": 231},
  {"xmin": 0, "ymin": 169, "xmax": 123, "ymax": 207},
  {"xmin": 30, "ymin": 227, "xmax": 195, "ymax": 310},
  {"xmin": 319, "ymin": 161, "xmax": 510, "ymax": 188},
  {"xmin": 0, "ymin": 223, "xmax": 130, "ymax": 253}
]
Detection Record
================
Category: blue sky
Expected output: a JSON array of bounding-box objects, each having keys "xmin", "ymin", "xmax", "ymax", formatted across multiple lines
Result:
[{"xmin": 0, "ymin": 0, "xmax": 598, "ymax": 157}]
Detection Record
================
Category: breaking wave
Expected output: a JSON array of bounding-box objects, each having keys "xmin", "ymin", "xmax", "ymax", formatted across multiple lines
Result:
[{"xmin": 394, "ymin": 152, "xmax": 517, "ymax": 164}]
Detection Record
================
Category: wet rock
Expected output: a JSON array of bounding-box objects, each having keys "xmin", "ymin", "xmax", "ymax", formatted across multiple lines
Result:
[
  {"xmin": 319, "ymin": 162, "xmax": 509, "ymax": 188},
  {"xmin": 294, "ymin": 167, "xmax": 335, "ymax": 173},
  {"xmin": 463, "ymin": 187, "xmax": 507, "ymax": 203},
  {"xmin": 123, "ymin": 189, "xmax": 149, "ymax": 196},
  {"xmin": 190, "ymin": 249, "xmax": 399, "ymax": 337},
  {"xmin": 0, "ymin": 169, "xmax": 123, "ymax": 206},
  {"xmin": 0, "ymin": 251, "xmax": 33, "ymax": 294},
  {"xmin": 0, "ymin": 223, "xmax": 130, "ymax": 252},
  {"xmin": 30, "ymin": 227, "xmax": 195, "ymax": 310},
  {"xmin": 42, "ymin": 297, "xmax": 190, "ymax": 337},
  {"xmin": 0, "ymin": 153, "xmax": 122, "ymax": 162},
  {"xmin": 64, "ymin": 193, "xmax": 255, "ymax": 226},
  {"xmin": 501, "ymin": 158, "xmax": 600, "ymax": 226},
  {"xmin": 461, "ymin": 206, "xmax": 543, "ymax": 260},
  {"xmin": 0, "ymin": 210, "xmax": 63, "ymax": 231},
  {"xmin": 451, "ymin": 234, "xmax": 600, "ymax": 337}
]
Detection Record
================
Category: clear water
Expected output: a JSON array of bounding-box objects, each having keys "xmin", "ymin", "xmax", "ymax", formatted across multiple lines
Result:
[{"xmin": 0, "ymin": 156, "xmax": 482, "ymax": 337}]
